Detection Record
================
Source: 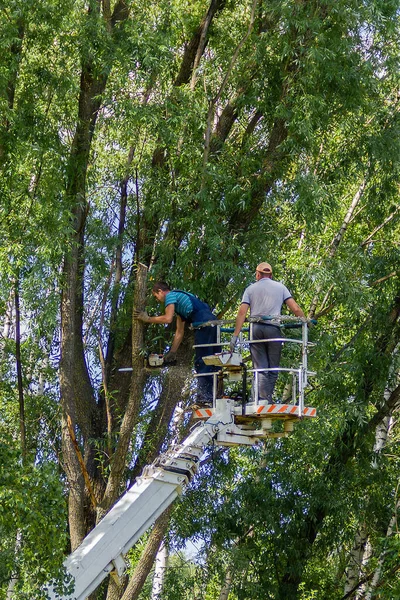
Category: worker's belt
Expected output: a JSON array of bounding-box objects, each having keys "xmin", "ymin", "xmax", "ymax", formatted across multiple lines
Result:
[{"xmin": 191, "ymin": 320, "xmax": 220, "ymax": 328}]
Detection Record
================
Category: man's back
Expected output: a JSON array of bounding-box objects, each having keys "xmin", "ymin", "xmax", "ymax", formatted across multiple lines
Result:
[
  {"xmin": 242, "ymin": 278, "xmax": 291, "ymax": 317},
  {"xmin": 165, "ymin": 290, "xmax": 194, "ymax": 319}
]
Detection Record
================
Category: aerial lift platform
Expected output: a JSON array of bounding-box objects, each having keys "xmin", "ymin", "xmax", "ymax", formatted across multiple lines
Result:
[
  {"xmin": 47, "ymin": 316, "xmax": 316, "ymax": 600},
  {"xmin": 193, "ymin": 315, "xmax": 317, "ymax": 438}
]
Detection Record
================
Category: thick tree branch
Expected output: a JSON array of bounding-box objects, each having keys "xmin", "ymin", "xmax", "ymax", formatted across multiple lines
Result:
[
  {"xmin": 120, "ymin": 507, "xmax": 173, "ymax": 600},
  {"xmin": 203, "ymin": 0, "xmax": 258, "ymax": 171},
  {"xmin": 174, "ymin": 0, "xmax": 227, "ymax": 87},
  {"xmin": 99, "ymin": 263, "xmax": 148, "ymax": 516}
]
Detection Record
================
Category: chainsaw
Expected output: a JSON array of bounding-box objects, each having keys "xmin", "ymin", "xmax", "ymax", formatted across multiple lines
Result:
[{"xmin": 147, "ymin": 353, "xmax": 165, "ymax": 367}]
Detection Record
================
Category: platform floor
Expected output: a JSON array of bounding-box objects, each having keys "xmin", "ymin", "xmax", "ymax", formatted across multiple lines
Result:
[{"xmin": 193, "ymin": 402, "xmax": 317, "ymax": 421}]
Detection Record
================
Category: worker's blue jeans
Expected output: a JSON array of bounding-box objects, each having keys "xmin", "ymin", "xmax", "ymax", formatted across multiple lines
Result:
[
  {"xmin": 194, "ymin": 325, "xmax": 220, "ymax": 402},
  {"xmin": 250, "ymin": 323, "xmax": 282, "ymax": 401}
]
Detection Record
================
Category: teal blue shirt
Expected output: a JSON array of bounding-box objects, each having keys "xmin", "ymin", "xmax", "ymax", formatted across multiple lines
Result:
[{"xmin": 165, "ymin": 290, "xmax": 195, "ymax": 320}]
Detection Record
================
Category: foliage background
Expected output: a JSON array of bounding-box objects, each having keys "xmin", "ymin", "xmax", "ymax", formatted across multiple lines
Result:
[{"xmin": 0, "ymin": 0, "xmax": 399, "ymax": 598}]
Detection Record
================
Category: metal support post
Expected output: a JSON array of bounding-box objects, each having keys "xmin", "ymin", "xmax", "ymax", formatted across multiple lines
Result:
[
  {"xmin": 301, "ymin": 320, "xmax": 309, "ymax": 389},
  {"xmin": 213, "ymin": 372, "xmax": 218, "ymax": 404},
  {"xmin": 216, "ymin": 322, "xmax": 221, "ymax": 345},
  {"xmin": 241, "ymin": 362, "xmax": 247, "ymax": 415},
  {"xmin": 298, "ymin": 369, "xmax": 304, "ymax": 416},
  {"xmin": 254, "ymin": 369, "xmax": 259, "ymax": 405},
  {"xmin": 291, "ymin": 372, "xmax": 297, "ymax": 404}
]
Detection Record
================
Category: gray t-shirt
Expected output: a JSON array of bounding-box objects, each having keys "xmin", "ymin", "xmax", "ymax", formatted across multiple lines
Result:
[{"xmin": 241, "ymin": 278, "xmax": 292, "ymax": 317}]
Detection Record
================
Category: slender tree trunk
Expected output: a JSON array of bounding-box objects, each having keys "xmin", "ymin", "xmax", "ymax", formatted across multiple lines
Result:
[
  {"xmin": 14, "ymin": 276, "xmax": 26, "ymax": 461},
  {"xmin": 218, "ymin": 569, "xmax": 232, "ymax": 600},
  {"xmin": 119, "ymin": 507, "xmax": 173, "ymax": 600},
  {"xmin": 2, "ymin": 292, "xmax": 13, "ymax": 341},
  {"xmin": 99, "ymin": 263, "xmax": 148, "ymax": 517},
  {"xmin": 0, "ymin": 15, "xmax": 24, "ymax": 164},
  {"xmin": 150, "ymin": 541, "xmax": 168, "ymax": 600},
  {"xmin": 345, "ymin": 349, "xmax": 399, "ymax": 598},
  {"xmin": 364, "ymin": 495, "xmax": 400, "ymax": 600},
  {"xmin": 104, "ymin": 147, "xmax": 133, "ymax": 381},
  {"xmin": 6, "ymin": 530, "xmax": 22, "ymax": 599}
]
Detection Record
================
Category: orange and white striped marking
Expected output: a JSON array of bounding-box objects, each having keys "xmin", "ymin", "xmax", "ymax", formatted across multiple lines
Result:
[
  {"xmin": 194, "ymin": 408, "xmax": 214, "ymax": 418},
  {"xmin": 254, "ymin": 404, "xmax": 317, "ymax": 417},
  {"xmin": 193, "ymin": 404, "xmax": 317, "ymax": 420}
]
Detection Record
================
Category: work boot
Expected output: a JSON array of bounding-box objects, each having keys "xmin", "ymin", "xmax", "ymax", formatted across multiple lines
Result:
[
  {"xmin": 259, "ymin": 394, "xmax": 273, "ymax": 405},
  {"xmin": 195, "ymin": 396, "xmax": 213, "ymax": 408}
]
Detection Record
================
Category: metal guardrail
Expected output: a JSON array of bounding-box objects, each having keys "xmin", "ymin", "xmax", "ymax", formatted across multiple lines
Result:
[{"xmin": 193, "ymin": 316, "xmax": 316, "ymax": 413}]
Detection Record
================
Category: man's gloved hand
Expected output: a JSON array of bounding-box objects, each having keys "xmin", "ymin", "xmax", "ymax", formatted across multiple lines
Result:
[
  {"xmin": 163, "ymin": 351, "xmax": 177, "ymax": 365},
  {"xmin": 229, "ymin": 335, "xmax": 238, "ymax": 353},
  {"xmin": 133, "ymin": 310, "xmax": 151, "ymax": 323}
]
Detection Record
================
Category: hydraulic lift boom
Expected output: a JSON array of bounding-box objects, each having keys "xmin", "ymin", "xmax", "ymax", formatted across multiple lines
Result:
[{"xmin": 48, "ymin": 399, "xmax": 257, "ymax": 600}]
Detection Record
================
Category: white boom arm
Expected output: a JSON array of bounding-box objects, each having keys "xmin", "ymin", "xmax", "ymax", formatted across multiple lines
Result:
[{"xmin": 47, "ymin": 414, "xmax": 219, "ymax": 600}]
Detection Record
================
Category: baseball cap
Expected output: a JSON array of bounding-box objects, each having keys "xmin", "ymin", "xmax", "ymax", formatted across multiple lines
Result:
[{"xmin": 256, "ymin": 262, "xmax": 273, "ymax": 274}]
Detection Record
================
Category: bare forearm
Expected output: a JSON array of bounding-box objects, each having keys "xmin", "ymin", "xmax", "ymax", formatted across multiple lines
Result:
[
  {"xmin": 234, "ymin": 304, "xmax": 249, "ymax": 336},
  {"xmin": 170, "ymin": 317, "xmax": 185, "ymax": 352},
  {"xmin": 147, "ymin": 314, "xmax": 172, "ymax": 324},
  {"xmin": 170, "ymin": 332, "xmax": 184, "ymax": 352},
  {"xmin": 285, "ymin": 298, "xmax": 305, "ymax": 318}
]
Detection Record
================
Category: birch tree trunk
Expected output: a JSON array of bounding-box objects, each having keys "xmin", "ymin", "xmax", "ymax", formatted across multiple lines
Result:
[
  {"xmin": 344, "ymin": 348, "xmax": 399, "ymax": 598},
  {"xmin": 5, "ymin": 531, "xmax": 22, "ymax": 600},
  {"xmin": 150, "ymin": 541, "xmax": 168, "ymax": 600},
  {"xmin": 218, "ymin": 569, "xmax": 233, "ymax": 600},
  {"xmin": 364, "ymin": 495, "xmax": 400, "ymax": 600}
]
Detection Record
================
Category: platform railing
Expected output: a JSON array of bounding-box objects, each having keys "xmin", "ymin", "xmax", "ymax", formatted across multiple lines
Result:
[{"xmin": 193, "ymin": 316, "xmax": 316, "ymax": 409}]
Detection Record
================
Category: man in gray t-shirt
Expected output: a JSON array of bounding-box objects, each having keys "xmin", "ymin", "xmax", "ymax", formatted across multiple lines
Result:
[{"xmin": 230, "ymin": 262, "xmax": 305, "ymax": 403}]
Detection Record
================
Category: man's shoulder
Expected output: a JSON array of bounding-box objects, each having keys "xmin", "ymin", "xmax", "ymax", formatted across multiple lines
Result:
[
  {"xmin": 165, "ymin": 290, "xmax": 178, "ymax": 304},
  {"xmin": 247, "ymin": 278, "xmax": 289, "ymax": 294},
  {"xmin": 247, "ymin": 278, "xmax": 277, "ymax": 290},
  {"xmin": 245, "ymin": 280, "xmax": 260, "ymax": 292},
  {"xmin": 166, "ymin": 289, "xmax": 193, "ymax": 303},
  {"xmin": 268, "ymin": 278, "xmax": 285, "ymax": 288}
]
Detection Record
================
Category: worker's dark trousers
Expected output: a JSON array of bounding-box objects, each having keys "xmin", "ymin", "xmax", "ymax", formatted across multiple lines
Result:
[
  {"xmin": 250, "ymin": 323, "xmax": 282, "ymax": 401},
  {"xmin": 194, "ymin": 326, "xmax": 221, "ymax": 402}
]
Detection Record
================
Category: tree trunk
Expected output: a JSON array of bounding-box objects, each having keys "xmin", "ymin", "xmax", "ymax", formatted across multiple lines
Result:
[
  {"xmin": 59, "ymin": 0, "xmax": 133, "ymax": 548},
  {"xmin": 98, "ymin": 263, "xmax": 148, "ymax": 517},
  {"xmin": 218, "ymin": 569, "xmax": 232, "ymax": 600},
  {"xmin": 364, "ymin": 495, "xmax": 400, "ymax": 600},
  {"xmin": 150, "ymin": 541, "xmax": 168, "ymax": 600},
  {"xmin": 129, "ymin": 329, "xmax": 194, "ymax": 483},
  {"xmin": 0, "ymin": 15, "xmax": 24, "ymax": 164},
  {"xmin": 6, "ymin": 531, "xmax": 22, "ymax": 599},
  {"xmin": 119, "ymin": 507, "xmax": 173, "ymax": 600},
  {"xmin": 345, "ymin": 353, "xmax": 399, "ymax": 598},
  {"xmin": 14, "ymin": 275, "xmax": 26, "ymax": 461}
]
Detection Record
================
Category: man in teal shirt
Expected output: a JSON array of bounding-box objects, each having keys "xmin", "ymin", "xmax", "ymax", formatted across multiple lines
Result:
[{"xmin": 135, "ymin": 282, "xmax": 220, "ymax": 406}]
